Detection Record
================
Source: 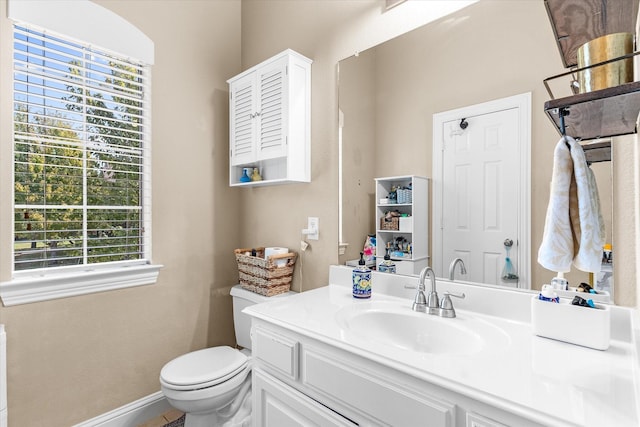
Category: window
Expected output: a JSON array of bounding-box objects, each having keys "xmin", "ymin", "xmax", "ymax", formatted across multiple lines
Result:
[
  {"xmin": 13, "ymin": 26, "xmax": 149, "ymax": 271},
  {"xmin": 2, "ymin": 0, "xmax": 159, "ymax": 306}
]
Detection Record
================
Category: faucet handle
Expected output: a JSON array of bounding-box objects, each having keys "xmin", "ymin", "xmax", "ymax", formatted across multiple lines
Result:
[
  {"xmin": 439, "ymin": 292, "xmax": 465, "ymax": 318},
  {"xmin": 440, "ymin": 291, "xmax": 465, "ymax": 308},
  {"xmin": 443, "ymin": 291, "xmax": 465, "ymax": 300},
  {"xmin": 407, "ymin": 284, "xmax": 428, "ymax": 312}
]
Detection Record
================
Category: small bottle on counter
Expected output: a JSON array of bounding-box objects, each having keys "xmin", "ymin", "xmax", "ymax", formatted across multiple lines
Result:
[
  {"xmin": 550, "ymin": 273, "xmax": 568, "ymax": 290},
  {"xmin": 352, "ymin": 252, "xmax": 371, "ymax": 298},
  {"xmin": 378, "ymin": 248, "xmax": 396, "ymax": 274},
  {"xmin": 538, "ymin": 284, "xmax": 559, "ymax": 303}
]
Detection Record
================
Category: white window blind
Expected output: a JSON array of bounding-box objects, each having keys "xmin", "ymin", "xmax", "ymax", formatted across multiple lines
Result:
[{"xmin": 13, "ymin": 25, "xmax": 151, "ymax": 272}]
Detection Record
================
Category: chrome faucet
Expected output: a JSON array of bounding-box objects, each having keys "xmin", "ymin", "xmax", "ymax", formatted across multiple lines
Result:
[
  {"xmin": 448, "ymin": 258, "xmax": 467, "ymax": 281},
  {"xmin": 412, "ymin": 267, "xmax": 439, "ymax": 315},
  {"xmin": 410, "ymin": 266, "xmax": 466, "ymax": 317}
]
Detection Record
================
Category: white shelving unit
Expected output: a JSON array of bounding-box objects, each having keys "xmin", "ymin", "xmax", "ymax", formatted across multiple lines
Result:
[
  {"xmin": 227, "ymin": 49, "xmax": 312, "ymax": 186},
  {"xmin": 375, "ymin": 175, "xmax": 429, "ymax": 275}
]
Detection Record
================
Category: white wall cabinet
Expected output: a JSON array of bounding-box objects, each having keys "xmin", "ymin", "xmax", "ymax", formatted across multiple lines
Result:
[
  {"xmin": 228, "ymin": 49, "xmax": 312, "ymax": 186},
  {"xmin": 375, "ymin": 175, "xmax": 429, "ymax": 275}
]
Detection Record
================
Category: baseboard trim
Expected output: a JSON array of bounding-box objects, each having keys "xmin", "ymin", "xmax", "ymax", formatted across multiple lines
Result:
[{"xmin": 73, "ymin": 391, "xmax": 171, "ymax": 427}]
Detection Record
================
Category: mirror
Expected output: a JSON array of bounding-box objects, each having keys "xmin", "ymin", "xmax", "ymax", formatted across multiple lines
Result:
[{"xmin": 337, "ymin": 1, "xmax": 616, "ymax": 300}]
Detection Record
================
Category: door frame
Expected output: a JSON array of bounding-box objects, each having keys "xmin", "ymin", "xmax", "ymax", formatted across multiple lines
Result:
[{"xmin": 432, "ymin": 92, "xmax": 531, "ymax": 289}]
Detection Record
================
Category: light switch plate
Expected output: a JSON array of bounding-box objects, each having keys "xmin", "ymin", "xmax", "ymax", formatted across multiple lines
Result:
[{"xmin": 307, "ymin": 217, "xmax": 319, "ymax": 240}]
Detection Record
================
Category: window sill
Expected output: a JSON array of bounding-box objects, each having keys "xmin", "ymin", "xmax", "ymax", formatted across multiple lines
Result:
[{"xmin": 0, "ymin": 263, "xmax": 163, "ymax": 306}]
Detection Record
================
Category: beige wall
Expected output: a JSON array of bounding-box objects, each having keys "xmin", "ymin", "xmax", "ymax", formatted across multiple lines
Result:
[
  {"xmin": 368, "ymin": 1, "xmax": 634, "ymax": 304},
  {"xmin": 241, "ymin": 0, "xmax": 637, "ymax": 305},
  {"xmin": 340, "ymin": 1, "xmax": 617, "ymax": 292},
  {"xmin": 339, "ymin": 52, "xmax": 377, "ymax": 262},
  {"xmin": 238, "ymin": 0, "xmax": 477, "ymax": 290},
  {"xmin": 0, "ymin": 1, "xmax": 241, "ymax": 425},
  {"xmin": 0, "ymin": 0, "xmax": 636, "ymax": 425}
]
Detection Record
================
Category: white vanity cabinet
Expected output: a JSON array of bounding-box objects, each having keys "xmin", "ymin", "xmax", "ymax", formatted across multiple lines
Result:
[
  {"xmin": 251, "ymin": 323, "xmax": 454, "ymax": 426},
  {"xmin": 375, "ymin": 175, "xmax": 429, "ymax": 275},
  {"xmin": 228, "ymin": 49, "xmax": 312, "ymax": 186},
  {"xmin": 250, "ymin": 321, "xmax": 539, "ymax": 427}
]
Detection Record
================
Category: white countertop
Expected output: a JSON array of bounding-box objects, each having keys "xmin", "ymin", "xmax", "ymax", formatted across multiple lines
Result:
[{"xmin": 245, "ymin": 266, "xmax": 640, "ymax": 427}]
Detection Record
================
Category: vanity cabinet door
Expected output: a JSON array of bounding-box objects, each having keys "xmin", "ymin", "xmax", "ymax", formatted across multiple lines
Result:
[
  {"xmin": 303, "ymin": 348, "xmax": 456, "ymax": 427},
  {"xmin": 253, "ymin": 368, "xmax": 356, "ymax": 427},
  {"xmin": 465, "ymin": 412, "xmax": 509, "ymax": 427}
]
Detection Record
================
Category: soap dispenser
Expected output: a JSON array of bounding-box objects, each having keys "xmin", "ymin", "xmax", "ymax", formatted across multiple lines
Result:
[
  {"xmin": 352, "ymin": 252, "xmax": 371, "ymax": 298},
  {"xmin": 378, "ymin": 248, "xmax": 396, "ymax": 274}
]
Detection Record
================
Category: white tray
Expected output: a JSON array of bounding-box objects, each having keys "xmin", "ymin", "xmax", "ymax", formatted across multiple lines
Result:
[{"xmin": 531, "ymin": 296, "xmax": 610, "ymax": 350}]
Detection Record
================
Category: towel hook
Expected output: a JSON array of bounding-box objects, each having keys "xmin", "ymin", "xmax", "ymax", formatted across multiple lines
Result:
[
  {"xmin": 557, "ymin": 107, "xmax": 572, "ymax": 150},
  {"xmin": 558, "ymin": 107, "xmax": 569, "ymax": 137},
  {"xmin": 459, "ymin": 118, "xmax": 468, "ymax": 130}
]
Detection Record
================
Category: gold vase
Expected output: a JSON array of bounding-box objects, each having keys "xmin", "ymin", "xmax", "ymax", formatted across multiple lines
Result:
[{"xmin": 577, "ymin": 32, "xmax": 634, "ymax": 93}]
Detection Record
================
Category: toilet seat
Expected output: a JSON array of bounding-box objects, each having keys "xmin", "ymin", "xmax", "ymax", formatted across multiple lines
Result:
[{"xmin": 160, "ymin": 346, "xmax": 248, "ymax": 391}]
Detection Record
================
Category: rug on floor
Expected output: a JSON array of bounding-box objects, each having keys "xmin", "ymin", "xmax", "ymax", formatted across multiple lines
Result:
[
  {"xmin": 164, "ymin": 414, "xmax": 185, "ymax": 427},
  {"xmin": 137, "ymin": 409, "xmax": 184, "ymax": 427}
]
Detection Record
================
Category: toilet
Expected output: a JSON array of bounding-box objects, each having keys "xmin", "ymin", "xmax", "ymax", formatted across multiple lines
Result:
[{"xmin": 159, "ymin": 285, "xmax": 293, "ymax": 427}]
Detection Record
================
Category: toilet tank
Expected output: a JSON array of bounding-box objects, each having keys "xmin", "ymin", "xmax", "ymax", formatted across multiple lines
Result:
[{"xmin": 230, "ymin": 285, "xmax": 295, "ymax": 349}]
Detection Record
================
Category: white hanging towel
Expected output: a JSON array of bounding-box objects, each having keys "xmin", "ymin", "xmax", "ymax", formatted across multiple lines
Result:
[
  {"xmin": 537, "ymin": 136, "xmax": 605, "ymax": 273},
  {"xmin": 538, "ymin": 137, "xmax": 574, "ymax": 272},
  {"xmin": 566, "ymin": 137, "xmax": 605, "ymax": 273}
]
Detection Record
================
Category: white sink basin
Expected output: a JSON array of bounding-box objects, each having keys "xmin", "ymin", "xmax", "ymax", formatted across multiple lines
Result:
[{"xmin": 336, "ymin": 300, "xmax": 510, "ymax": 355}]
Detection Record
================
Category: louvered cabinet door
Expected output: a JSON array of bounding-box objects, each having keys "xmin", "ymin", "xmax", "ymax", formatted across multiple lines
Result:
[
  {"xmin": 256, "ymin": 57, "xmax": 288, "ymax": 161},
  {"xmin": 229, "ymin": 73, "xmax": 257, "ymax": 166}
]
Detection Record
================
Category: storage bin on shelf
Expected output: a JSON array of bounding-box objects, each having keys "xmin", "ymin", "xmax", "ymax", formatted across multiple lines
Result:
[
  {"xmin": 234, "ymin": 247, "xmax": 297, "ymax": 296},
  {"xmin": 397, "ymin": 188, "xmax": 412, "ymax": 204},
  {"xmin": 399, "ymin": 216, "xmax": 412, "ymax": 232},
  {"xmin": 380, "ymin": 216, "xmax": 399, "ymax": 231}
]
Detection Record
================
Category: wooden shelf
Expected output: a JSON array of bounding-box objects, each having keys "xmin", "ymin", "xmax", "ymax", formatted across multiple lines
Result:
[
  {"xmin": 583, "ymin": 140, "xmax": 612, "ymax": 163},
  {"xmin": 544, "ymin": 0, "xmax": 638, "ymax": 68},
  {"xmin": 543, "ymin": 0, "xmax": 640, "ymax": 144},
  {"xmin": 544, "ymin": 81, "xmax": 640, "ymax": 141}
]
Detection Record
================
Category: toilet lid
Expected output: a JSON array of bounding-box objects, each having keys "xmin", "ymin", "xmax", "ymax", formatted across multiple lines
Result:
[{"xmin": 160, "ymin": 346, "xmax": 248, "ymax": 389}]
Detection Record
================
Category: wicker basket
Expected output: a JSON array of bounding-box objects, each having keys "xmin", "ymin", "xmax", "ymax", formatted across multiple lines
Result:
[
  {"xmin": 380, "ymin": 216, "xmax": 399, "ymax": 231},
  {"xmin": 234, "ymin": 247, "xmax": 297, "ymax": 296}
]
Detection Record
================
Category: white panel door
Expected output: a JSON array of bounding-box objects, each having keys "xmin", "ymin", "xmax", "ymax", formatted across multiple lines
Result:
[{"xmin": 442, "ymin": 108, "xmax": 520, "ymax": 286}]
